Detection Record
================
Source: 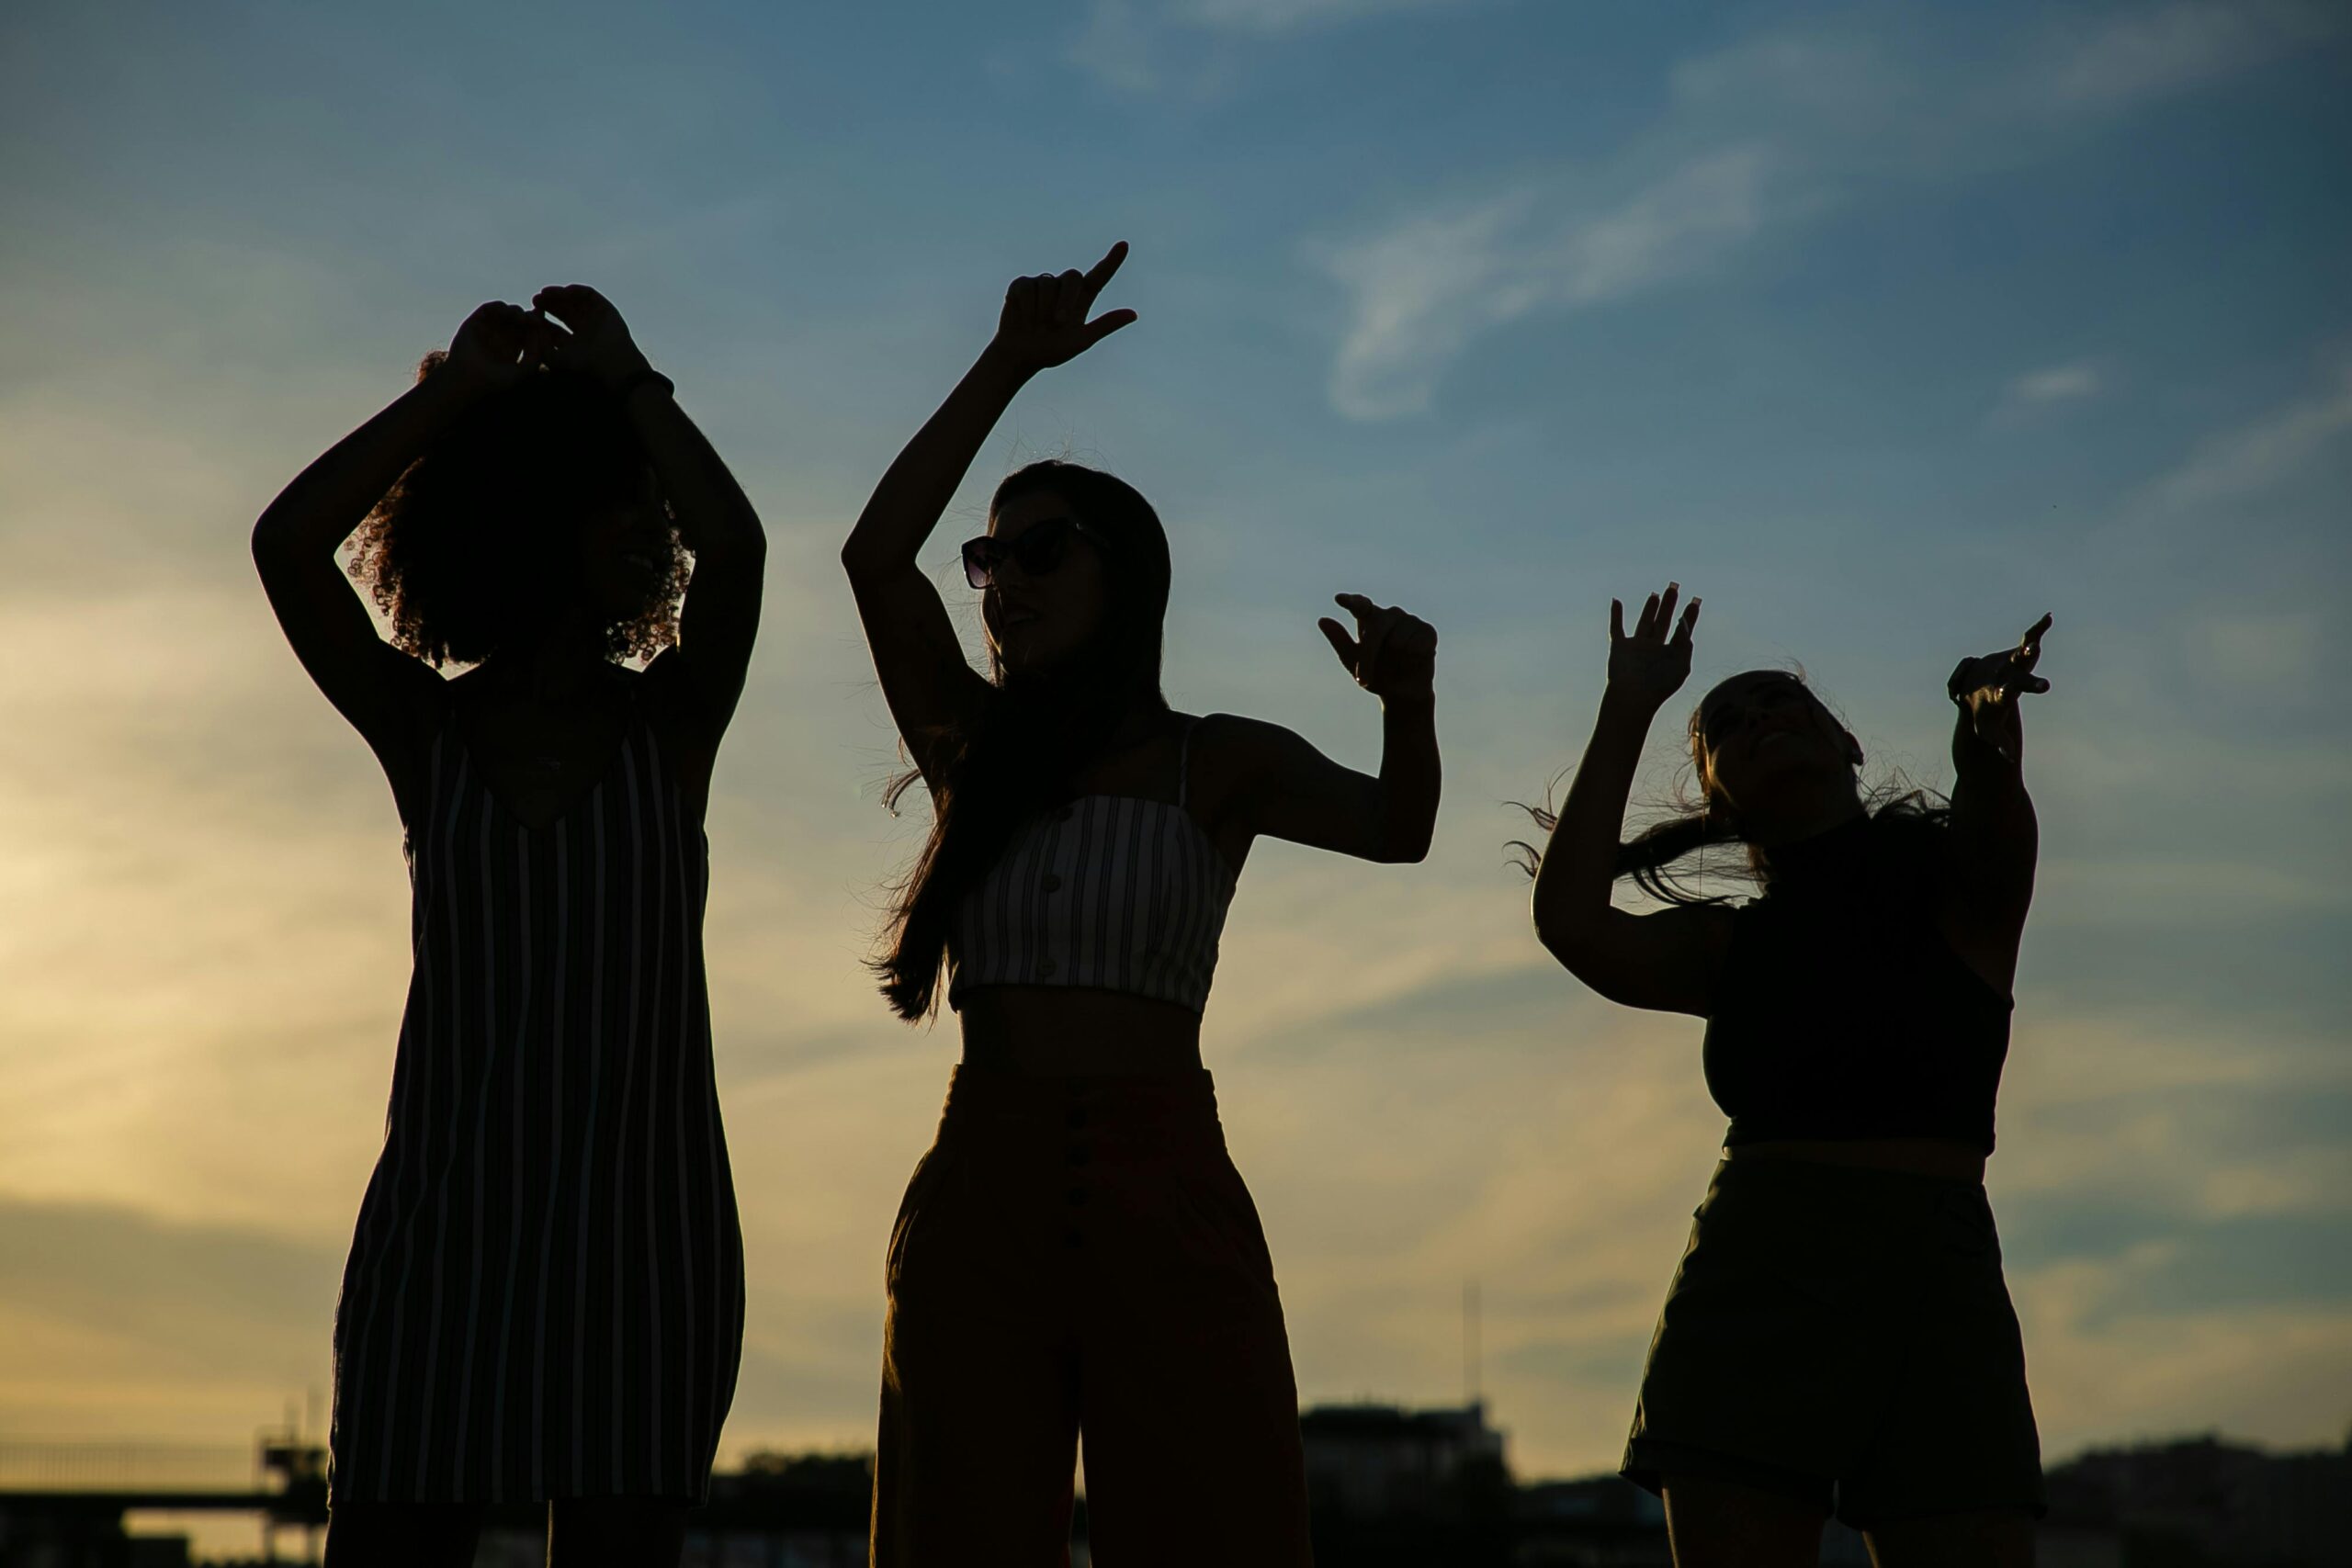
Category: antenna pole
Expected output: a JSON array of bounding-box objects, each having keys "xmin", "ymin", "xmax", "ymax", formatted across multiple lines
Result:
[{"xmin": 1463, "ymin": 1279, "xmax": 1482, "ymax": 1409}]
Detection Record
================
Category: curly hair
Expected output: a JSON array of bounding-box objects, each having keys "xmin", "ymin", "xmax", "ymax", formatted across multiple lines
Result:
[{"xmin": 348, "ymin": 352, "xmax": 689, "ymax": 667}]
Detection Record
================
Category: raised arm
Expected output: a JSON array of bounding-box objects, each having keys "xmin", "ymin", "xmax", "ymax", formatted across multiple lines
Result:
[
  {"xmin": 1219, "ymin": 593, "xmax": 1441, "ymax": 863},
  {"xmin": 1530, "ymin": 583, "xmax": 1731, "ymax": 1017},
  {"xmin": 842, "ymin": 243, "xmax": 1138, "ymax": 785},
  {"xmin": 536, "ymin": 284, "xmax": 767, "ymax": 741},
  {"xmin": 1939, "ymin": 613, "xmax": 2052, "ymax": 994},
  {"xmin": 251, "ymin": 302, "xmax": 541, "ymax": 784}
]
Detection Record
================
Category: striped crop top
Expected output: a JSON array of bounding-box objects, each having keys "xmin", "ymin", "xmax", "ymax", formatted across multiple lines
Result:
[{"xmin": 947, "ymin": 719, "xmax": 1237, "ymax": 1015}]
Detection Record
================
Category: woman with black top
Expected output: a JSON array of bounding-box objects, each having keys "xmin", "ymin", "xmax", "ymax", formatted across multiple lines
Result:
[
  {"xmin": 843, "ymin": 243, "xmax": 1441, "ymax": 1565},
  {"xmin": 1525, "ymin": 583, "xmax": 2052, "ymax": 1566},
  {"xmin": 254, "ymin": 289, "xmax": 763, "ymax": 1567}
]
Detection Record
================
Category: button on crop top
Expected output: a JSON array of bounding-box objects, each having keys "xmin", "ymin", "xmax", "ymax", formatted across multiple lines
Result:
[
  {"xmin": 1701, "ymin": 812, "xmax": 2015, "ymax": 1153},
  {"xmin": 947, "ymin": 718, "xmax": 1237, "ymax": 1015}
]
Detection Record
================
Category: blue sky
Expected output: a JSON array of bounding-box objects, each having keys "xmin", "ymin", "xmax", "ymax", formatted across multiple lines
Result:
[{"xmin": 1, "ymin": 0, "xmax": 2347, "ymax": 1486}]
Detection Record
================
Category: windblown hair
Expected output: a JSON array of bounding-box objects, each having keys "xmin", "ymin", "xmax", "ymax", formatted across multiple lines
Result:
[
  {"xmin": 348, "ymin": 352, "xmax": 687, "ymax": 668},
  {"xmin": 1510, "ymin": 672, "xmax": 1949, "ymax": 905},
  {"xmin": 871, "ymin": 460, "xmax": 1173, "ymax": 1021}
]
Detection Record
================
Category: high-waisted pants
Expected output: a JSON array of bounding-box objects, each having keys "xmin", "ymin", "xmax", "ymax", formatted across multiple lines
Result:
[{"xmin": 871, "ymin": 1065, "xmax": 1314, "ymax": 1566}]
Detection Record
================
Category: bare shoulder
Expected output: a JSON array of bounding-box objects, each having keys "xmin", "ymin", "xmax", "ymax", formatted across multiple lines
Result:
[
  {"xmin": 1182, "ymin": 711, "xmax": 1303, "ymax": 770},
  {"xmin": 1175, "ymin": 711, "xmax": 1287, "ymax": 794}
]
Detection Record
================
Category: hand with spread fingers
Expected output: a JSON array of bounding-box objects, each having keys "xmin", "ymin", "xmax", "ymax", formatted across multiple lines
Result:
[
  {"xmin": 532, "ymin": 283, "xmax": 654, "ymax": 390},
  {"xmin": 1948, "ymin": 614, "xmax": 2053, "ymax": 763},
  {"xmin": 989, "ymin": 242, "xmax": 1139, "ymax": 374},
  {"xmin": 1318, "ymin": 592, "xmax": 1437, "ymax": 703},
  {"xmin": 1606, "ymin": 581, "xmax": 1702, "ymax": 712},
  {"xmin": 444, "ymin": 301, "xmax": 559, "ymax": 394}
]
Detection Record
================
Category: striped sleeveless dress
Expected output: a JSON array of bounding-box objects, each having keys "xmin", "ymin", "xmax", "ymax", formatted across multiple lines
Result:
[{"xmin": 330, "ymin": 691, "xmax": 743, "ymax": 1504}]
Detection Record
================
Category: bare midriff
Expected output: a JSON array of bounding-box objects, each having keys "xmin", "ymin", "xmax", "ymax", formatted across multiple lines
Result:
[
  {"xmin": 957, "ymin": 986, "xmax": 1206, "ymax": 1077},
  {"xmin": 1726, "ymin": 1136, "xmax": 1987, "ymax": 1184}
]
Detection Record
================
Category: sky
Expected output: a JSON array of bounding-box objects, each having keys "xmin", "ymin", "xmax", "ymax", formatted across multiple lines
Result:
[{"xmin": 2, "ymin": 0, "xmax": 2348, "ymax": 1498}]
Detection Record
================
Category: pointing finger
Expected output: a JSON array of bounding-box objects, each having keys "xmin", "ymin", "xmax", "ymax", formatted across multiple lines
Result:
[
  {"xmin": 1082, "ymin": 240, "xmax": 1130, "ymax": 296},
  {"xmin": 1611, "ymin": 598, "xmax": 1626, "ymax": 641}
]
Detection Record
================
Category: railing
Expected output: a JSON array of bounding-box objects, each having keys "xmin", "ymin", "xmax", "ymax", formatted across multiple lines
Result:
[{"xmin": 0, "ymin": 1440, "xmax": 262, "ymax": 1495}]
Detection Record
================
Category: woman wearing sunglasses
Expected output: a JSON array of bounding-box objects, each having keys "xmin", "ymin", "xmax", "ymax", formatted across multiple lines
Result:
[
  {"xmin": 842, "ymin": 242, "xmax": 1441, "ymax": 1565},
  {"xmin": 1521, "ymin": 585, "xmax": 2053, "ymax": 1566}
]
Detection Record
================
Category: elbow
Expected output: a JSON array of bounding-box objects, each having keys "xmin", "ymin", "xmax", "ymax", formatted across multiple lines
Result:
[
  {"xmin": 1366, "ymin": 818, "xmax": 1433, "ymax": 864},
  {"xmin": 839, "ymin": 536, "xmax": 888, "ymax": 585},
  {"xmin": 1378, "ymin": 825, "xmax": 1434, "ymax": 864},
  {"xmin": 250, "ymin": 513, "xmax": 295, "ymax": 575},
  {"xmin": 1532, "ymin": 907, "xmax": 1602, "ymax": 975}
]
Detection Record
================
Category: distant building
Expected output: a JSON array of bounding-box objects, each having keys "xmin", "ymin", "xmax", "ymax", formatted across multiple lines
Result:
[
  {"xmin": 1299, "ymin": 1400, "xmax": 1510, "ymax": 1520},
  {"xmin": 2043, "ymin": 1434, "xmax": 2352, "ymax": 1566}
]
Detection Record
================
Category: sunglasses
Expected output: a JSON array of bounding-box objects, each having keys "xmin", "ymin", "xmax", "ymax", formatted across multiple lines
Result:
[{"xmin": 959, "ymin": 517, "xmax": 1109, "ymax": 590}]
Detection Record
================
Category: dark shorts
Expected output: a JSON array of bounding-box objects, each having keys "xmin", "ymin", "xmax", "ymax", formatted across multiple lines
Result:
[{"xmin": 1623, "ymin": 1156, "xmax": 2045, "ymax": 1529}]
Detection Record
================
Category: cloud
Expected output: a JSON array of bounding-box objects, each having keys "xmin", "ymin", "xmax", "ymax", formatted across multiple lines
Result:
[
  {"xmin": 1318, "ymin": 147, "xmax": 1770, "ymax": 420},
  {"xmin": 2001, "ymin": 361, "xmax": 2104, "ymax": 412},
  {"xmin": 1064, "ymin": 0, "xmax": 1464, "ymax": 94},
  {"xmin": 2024, "ymin": 0, "xmax": 2345, "ymax": 114},
  {"xmin": 2144, "ymin": 360, "xmax": 2352, "ymax": 511},
  {"xmin": 0, "ymin": 1196, "xmax": 338, "ymax": 1436},
  {"xmin": 1312, "ymin": 5, "xmax": 2345, "ymax": 419},
  {"xmin": 1175, "ymin": 0, "xmax": 1460, "ymax": 34},
  {"xmin": 2190, "ymin": 610, "xmax": 2328, "ymax": 690},
  {"xmin": 1065, "ymin": 0, "xmax": 1164, "ymax": 95}
]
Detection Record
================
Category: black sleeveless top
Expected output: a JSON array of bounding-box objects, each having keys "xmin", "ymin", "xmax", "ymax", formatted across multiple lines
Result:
[{"xmin": 1702, "ymin": 812, "xmax": 2013, "ymax": 1153}]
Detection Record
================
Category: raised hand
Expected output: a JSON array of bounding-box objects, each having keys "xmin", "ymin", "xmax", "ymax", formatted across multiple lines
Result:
[
  {"xmin": 990, "ymin": 242, "xmax": 1138, "ymax": 373},
  {"xmin": 1318, "ymin": 592, "xmax": 1437, "ymax": 702},
  {"xmin": 1948, "ymin": 613, "xmax": 2052, "ymax": 763},
  {"xmin": 1606, "ymin": 582, "xmax": 1701, "ymax": 711},
  {"xmin": 533, "ymin": 283, "xmax": 652, "ymax": 389},
  {"xmin": 445, "ymin": 301, "xmax": 557, "ymax": 392}
]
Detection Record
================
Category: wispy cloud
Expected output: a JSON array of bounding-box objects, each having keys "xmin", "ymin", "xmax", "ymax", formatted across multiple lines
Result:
[
  {"xmin": 1319, "ymin": 148, "xmax": 1770, "ymax": 420},
  {"xmin": 1176, "ymin": 0, "xmax": 1461, "ymax": 34},
  {"xmin": 1065, "ymin": 0, "xmax": 1465, "ymax": 93},
  {"xmin": 1065, "ymin": 0, "xmax": 1164, "ymax": 95},
  {"xmin": 2022, "ymin": 0, "xmax": 2344, "ymax": 113},
  {"xmin": 1312, "ymin": 4, "xmax": 2346, "ymax": 419},
  {"xmin": 2145, "ymin": 359, "xmax": 2352, "ymax": 511},
  {"xmin": 2009, "ymin": 362, "xmax": 2104, "ymax": 406}
]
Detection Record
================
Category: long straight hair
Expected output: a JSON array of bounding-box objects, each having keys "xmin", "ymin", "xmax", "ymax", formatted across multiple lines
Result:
[{"xmin": 871, "ymin": 460, "xmax": 1173, "ymax": 1021}]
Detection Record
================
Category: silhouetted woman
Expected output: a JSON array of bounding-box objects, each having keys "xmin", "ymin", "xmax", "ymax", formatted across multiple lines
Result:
[
  {"xmin": 843, "ymin": 243, "xmax": 1440, "ymax": 1564},
  {"xmin": 253, "ymin": 288, "xmax": 764, "ymax": 1568},
  {"xmin": 1523, "ymin": 584, "xmax": 2052, "ymax": 1567}
]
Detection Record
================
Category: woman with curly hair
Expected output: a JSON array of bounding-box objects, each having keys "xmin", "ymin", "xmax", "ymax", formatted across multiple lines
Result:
[
  {"xmin": 844, "ymin": 242, "xmax": 1441, "ymax": 1565},
  {"xmin": 253, "ymin": 288, "xmax": 764, "ymax": 1568},
  {"xmin": 1522, "ymin": 584, "xmax": 2054, "ymax": 1566}
]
